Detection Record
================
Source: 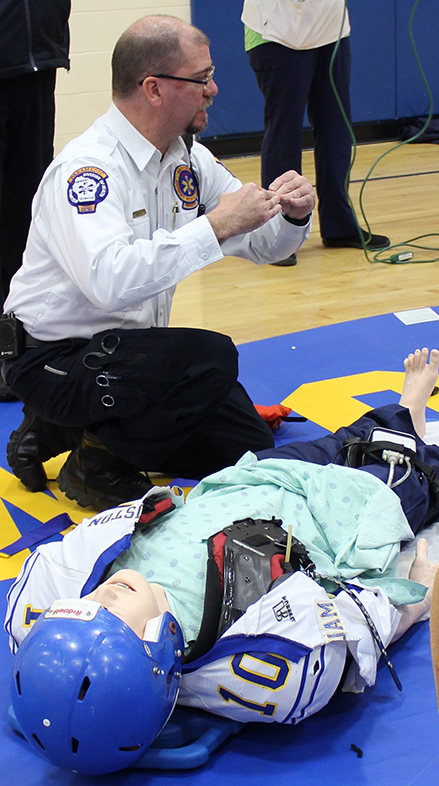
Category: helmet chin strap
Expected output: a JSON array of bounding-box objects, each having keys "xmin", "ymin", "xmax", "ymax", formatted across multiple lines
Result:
[{"xmin": 142, "ymin": 614, "xmax": 163, "ymax": 642}]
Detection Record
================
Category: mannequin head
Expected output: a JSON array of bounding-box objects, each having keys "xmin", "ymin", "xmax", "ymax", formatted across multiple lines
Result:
[
  {"xmin": 84, "ymin": 569, "xmax": 170, "ymax": 638},
  {"xmin": 11, "ymin": 574, "xmax": 183, "ymax": 774}
]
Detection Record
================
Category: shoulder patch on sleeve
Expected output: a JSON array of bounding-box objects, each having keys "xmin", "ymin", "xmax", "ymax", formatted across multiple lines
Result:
[{"xmin": 67, "ymin": 167, "xmax": 109, "ymax": 213}]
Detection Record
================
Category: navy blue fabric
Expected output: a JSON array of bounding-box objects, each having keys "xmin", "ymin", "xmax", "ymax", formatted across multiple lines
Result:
[
  {"xmin": 183, "ymin": 634, "xmax": 311, "ymax": 674},
  {"xmin": 248, "ymin": 38, "xmax": 357, "ymax": 239},
  {"xmin": 0, "ymin": 513, "xmax": 73, "ymax": 556},
  {"xmin": 257, "ymin": 404, "xmax": 439, "ymax": 535}
]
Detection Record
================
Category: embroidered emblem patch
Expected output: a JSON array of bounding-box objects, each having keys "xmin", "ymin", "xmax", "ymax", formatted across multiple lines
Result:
[
  {"xmin": 67, "ymin": 167, "xmax": 109, "ymax": 213},
  {"xmin": 173, "ymin": 165, "xmax": 198, "ymax": 210},
  {"xmin": 23, "ymin": 604, "xmax": 44, "ymax": 628}
]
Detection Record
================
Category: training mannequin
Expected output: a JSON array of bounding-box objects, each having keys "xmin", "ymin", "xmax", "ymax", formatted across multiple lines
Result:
[{"xmin": 6, "ymin": 348, "xmax": 439, "ymax": 775}]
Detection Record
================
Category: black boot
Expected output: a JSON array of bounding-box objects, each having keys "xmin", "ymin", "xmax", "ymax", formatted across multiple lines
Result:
[
  {"xmin": 57, "ymin": 431, "xmax": 153, "ymax": 510},
  {"xmin": 7, "ymin": 407, "xmax": 82, "ymax": 492}
]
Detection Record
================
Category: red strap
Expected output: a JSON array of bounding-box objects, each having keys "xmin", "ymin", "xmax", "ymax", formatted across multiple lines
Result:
[
  {"xmin": 211, "ymin": 532, "xmax": 227, "ymax": 592},
  {"xmin": 138, "ymin": 497, "xmax": 175, "ymax": 525}
]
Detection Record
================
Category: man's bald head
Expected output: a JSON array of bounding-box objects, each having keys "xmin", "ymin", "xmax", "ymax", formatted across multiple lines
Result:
[{"xmin": 112, "ymin": 15, "xmax": 209, "ymax": 100}]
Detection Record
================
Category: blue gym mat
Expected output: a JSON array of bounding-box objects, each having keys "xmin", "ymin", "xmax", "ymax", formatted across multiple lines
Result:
[{"xmin": 1, "ymin": 309, "xmax": 439, "ymax": 785}]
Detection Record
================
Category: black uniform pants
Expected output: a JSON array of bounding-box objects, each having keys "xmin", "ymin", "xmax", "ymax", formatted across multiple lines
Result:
[
  {"xmin": 0, "ymin": 70, "xmax": 56, "ymax": 304},
  {"xmin": 3, "ymin": 327, "xmax": 274, "ymax": 478},
  {"xmin": 248, "ymin": 37, "xmax": 357, "ymax": 240}
]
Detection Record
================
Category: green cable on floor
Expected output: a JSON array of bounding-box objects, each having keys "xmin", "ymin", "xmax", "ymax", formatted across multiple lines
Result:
[{"xmin": 329, "ymin": 0, "xmax": 439, "ymax": 264}]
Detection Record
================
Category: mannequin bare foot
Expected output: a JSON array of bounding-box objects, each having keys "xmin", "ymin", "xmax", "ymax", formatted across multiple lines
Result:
[{"xmin": 399, "ymin": 348, "xmax": 439, "ymax": 438}]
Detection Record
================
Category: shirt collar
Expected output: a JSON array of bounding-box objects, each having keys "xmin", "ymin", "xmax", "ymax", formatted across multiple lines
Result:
[{"xmin": 105, "ymin": 103, "xmax": 189, "ymax": 171}]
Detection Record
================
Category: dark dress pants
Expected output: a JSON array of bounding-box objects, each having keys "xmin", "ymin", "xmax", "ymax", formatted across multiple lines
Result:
[
  {"xmin": 3, "ymin": 327, "xmax": 274, "ymax": 478},
  {"xmin": 248, "ymin": 38, "xmax": 358, "ymax": 239}
]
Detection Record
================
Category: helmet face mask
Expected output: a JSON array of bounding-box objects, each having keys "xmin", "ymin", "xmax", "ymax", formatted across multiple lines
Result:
[{"xmin": 11, "ymin": 601, "xmax": 184, "ymax": 775}]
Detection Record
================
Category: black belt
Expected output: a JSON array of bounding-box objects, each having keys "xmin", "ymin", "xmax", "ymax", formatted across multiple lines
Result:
[
  {"xmin": 24, "ymin": 332, "xmax": 52, "ymax": 348},
  {"xmin": 24, "ymin": 332, "xmax": 69, "ymax": 350}
]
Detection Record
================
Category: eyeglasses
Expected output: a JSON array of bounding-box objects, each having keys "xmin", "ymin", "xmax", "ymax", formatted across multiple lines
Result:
[{"xmin": 139, "ymin": 66, "xmax": 215, "ymax": 87}]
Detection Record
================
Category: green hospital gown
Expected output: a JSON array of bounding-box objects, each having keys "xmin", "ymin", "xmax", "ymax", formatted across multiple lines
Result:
[{"xmin": 110, "ymin": 453, "xmax": 425, "ymax": 648}]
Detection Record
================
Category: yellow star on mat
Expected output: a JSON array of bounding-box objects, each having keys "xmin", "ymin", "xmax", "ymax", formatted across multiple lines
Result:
[{"xmin": 0, "ymin": 468, "xmax": 85, "ymax": 580}]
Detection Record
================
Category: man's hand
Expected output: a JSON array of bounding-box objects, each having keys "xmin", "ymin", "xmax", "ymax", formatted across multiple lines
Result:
[
  {"xmin": 268, "ymin": 170, "xmax": 315, "ymax": 221},
  {"xmin": 206, "ymin": 182, "xmax": 282, "ymax": 244}
]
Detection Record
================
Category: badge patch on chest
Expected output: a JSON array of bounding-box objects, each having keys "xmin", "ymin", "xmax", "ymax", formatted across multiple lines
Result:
[
  {"xmin": 173, "ymin": 165, "xmax": 198, "ymax": 209},
  {"xmin": 67, "ymin": 167, "xmax": 109, "ymax": 213}
]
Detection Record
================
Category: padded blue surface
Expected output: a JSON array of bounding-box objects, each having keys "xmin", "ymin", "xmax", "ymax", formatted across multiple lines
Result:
[
  {"xmin": 1, "ymin": 310, "xmax": 439, "ymax": 784},
  {"xmin": 7, "ymin": 703, "xmax": 245, "ymax": 771},
  {"xmin": 237, "ymin": 310, "xmax": 439, "ymax": 406}
]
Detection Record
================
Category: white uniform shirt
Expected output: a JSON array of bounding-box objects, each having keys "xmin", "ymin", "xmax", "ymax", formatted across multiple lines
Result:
[
  {"xmin": 4, "ymin": 103, "xmax": 311, "ymax": 341},
  {"xmin": 241, "ymin": 0, "xmax": 351, "ymax": 51}
]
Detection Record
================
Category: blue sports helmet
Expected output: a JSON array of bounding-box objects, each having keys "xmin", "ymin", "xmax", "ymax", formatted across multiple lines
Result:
[{"xmin": 11, "ymin": 599, "xmax": 184, "ymax": 775}]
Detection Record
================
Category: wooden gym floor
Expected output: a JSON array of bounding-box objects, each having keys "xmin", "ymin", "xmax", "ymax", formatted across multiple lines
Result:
[{"xmin": 170, "ymin": 141, "xmax": 439, "ymax": 345}]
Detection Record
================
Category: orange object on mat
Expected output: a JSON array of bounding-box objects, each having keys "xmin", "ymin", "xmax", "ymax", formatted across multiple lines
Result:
[{"xmin": 254, "ymin": 404, "xmax": 293, "ymax": 429}]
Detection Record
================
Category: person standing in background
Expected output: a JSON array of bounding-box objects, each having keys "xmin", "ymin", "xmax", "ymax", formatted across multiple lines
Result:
[
  {"xmin": 241, "ymin": 0, "xmax": 390, "ymax": 266},
  {"xmin": 0, "ymin": 0, "xmax": 71, "ymax": 400}
]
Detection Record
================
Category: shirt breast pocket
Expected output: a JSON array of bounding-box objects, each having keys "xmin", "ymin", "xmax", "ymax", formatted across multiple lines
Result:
[
  {"xmin": 165, "ymin": 207, "xmax": 199, "ymax": 231},
  {"xmin": 127, "ymin": 215, "xmax": 150, "ymax": 241}
]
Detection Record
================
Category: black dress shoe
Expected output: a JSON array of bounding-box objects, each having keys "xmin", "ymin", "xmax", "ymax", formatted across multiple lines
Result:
[
  {"xmin": 322, "ymin": 229, "xmax": 390, "ymax": 250},
  {"xmin": 7, "ymin": 407, "xmax": 82, "ymax": 492},
  {"xmin": 270, "ymin": 253, "xmax": 297, "ymax": 267},
  {"xmin": 57, "ymin": 430, "xmax": 153, "ymax": 510}
]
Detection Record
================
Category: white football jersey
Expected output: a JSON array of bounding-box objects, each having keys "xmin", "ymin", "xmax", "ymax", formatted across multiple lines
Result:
[
  {"xmin": 179, "ymin": 571, "xmax": 399, "ymax": 724},
  {"xmin": 5, "ymin": 487, "xmax": 183, "ymax": 654}
]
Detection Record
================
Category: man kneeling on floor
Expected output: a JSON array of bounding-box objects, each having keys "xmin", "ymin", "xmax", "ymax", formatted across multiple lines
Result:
[
  {"xmin": 1, "ymin": 14, "xmax": 315, "ymax": 509},
  {"xmin": 6, "ymin": 349, "xmax": 439, "ymax": 775}
]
